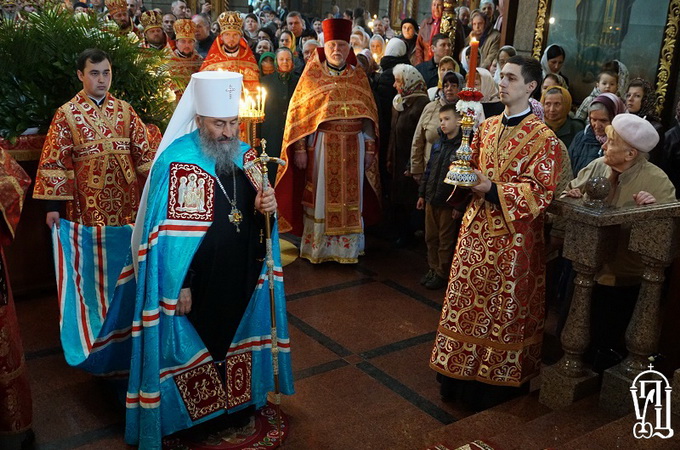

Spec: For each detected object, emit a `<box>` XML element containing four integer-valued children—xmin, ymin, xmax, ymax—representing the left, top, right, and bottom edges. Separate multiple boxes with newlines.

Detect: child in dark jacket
<box><xmin>416</xmin><ymin>103</ymin><xmax>463</xmax><ymax>289</ymax></box>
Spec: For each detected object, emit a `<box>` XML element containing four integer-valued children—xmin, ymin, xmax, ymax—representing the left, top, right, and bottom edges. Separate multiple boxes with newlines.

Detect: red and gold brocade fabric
<box><xmin>0</xmin><ymin>150</ymin><xmax>32</xmax><ymax>434</ymax></box>
<box><xmin>33</xmin><ymin>91</ymin><xmax>157</xmax><ymax>226</ymax></box>
<box><xmin>167</xmin><ymin>51</ymin><xmax>203</xmax><ymax>102</ymax></box>
<box><xmin>199</xmin><ymin>38</ymin><xmax>259</xmax><ymax>91</ymax></box>
<box><xmin>275</xmin><ymin>59</ymin><xmax>380</xmax><ymax>235</ymax></box>
<box><xmin>0</xmin><ymin>150</ymin><xmax>31</xmax><ymax>242</ymax></box>
<box><xmin>430</xmin><ymin>114</ymin><xmax>560</xmax><ymax>387</ymax></box>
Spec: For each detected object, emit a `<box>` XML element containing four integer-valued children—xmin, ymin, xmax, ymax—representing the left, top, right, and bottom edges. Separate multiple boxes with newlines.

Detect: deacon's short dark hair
<box><xmin>77</xmin><ymin>49</ymin><xmax>112</xmax><ymax>73</ymax></box>
<box><xmin>506</xmin><ymin>55</ymin><xmax>542</xmax><ymax>87</ymax></box>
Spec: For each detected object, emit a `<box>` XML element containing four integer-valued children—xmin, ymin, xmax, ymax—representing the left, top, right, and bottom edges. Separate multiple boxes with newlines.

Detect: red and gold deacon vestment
<box><xmin>33</xmin><ymin>91</ymin><xmax>157</xmax><ymax>226</ymax></box>
<box><xmin>199</xmin><ymin>38</ymin><xmax>259</xmax><ymax>91</ymax></box>
<box><xmin>0</xmin><ymin>149</ymin><xmax>32</xmax><ymax>435</ymax></box>
<box><xmin>275</xmin><ymin>57</ymin><xmax>380</xmax><ymax>264</ymax></box>
<box><xmin>430</xmin><ymin>114</ymin><xmax>560</xmax><ymax>386</ymax></box>
<box><xmin>167</xmin><ymin>50</ymin><xmax>203</xmax><ymax>101</ymax></box>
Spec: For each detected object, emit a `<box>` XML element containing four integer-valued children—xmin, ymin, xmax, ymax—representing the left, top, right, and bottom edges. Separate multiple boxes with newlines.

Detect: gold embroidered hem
<box><xmin>429</xmin><ymin>362</ymin><xmax>539</xmax><ymax>388</ymax></box>
<box><xmin>299</xmin><ymin>211</ymin><xmax>364</xmax><ymax>264</ymax></box>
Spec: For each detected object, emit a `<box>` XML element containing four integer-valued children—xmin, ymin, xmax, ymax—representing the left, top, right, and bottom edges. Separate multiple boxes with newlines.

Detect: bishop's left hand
<box><xmin>365</xmin><ymin>152</ymin><xmax>375</xmax><ymax>169</ymax></box>
<box><xmin>256</xmin><ymin>187</ymin><xmax>277</xmax><ymax>214</ymax></box>
<box><xmin>470</xmin><ymin>170</ymin><xmax>492</xmax><ymax>195</ymax></box>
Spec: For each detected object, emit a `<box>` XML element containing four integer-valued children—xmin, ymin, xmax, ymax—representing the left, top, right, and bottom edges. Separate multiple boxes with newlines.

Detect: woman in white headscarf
<box><xmin>369</xmin><ymin>34</ymin><xmax>386</xmax><ymax>64</ymax></box>
<box><xmin>540</xmin><ymin>44</ymin><xmax>569</xmax><ymax>87</ymax></box>
<box><xmin>388</xmin><ymin>64</ymin><xmax>430</xmax><ymax>246</ymax></box>
<box><xmin>473</xmin><ymin>67</ymin><xmax>504</xmax><ymax>119</ymax></box>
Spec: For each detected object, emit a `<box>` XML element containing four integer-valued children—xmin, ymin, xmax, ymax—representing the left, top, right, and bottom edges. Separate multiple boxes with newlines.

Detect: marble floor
<box><xmin>15</xmin><ymin>233</ymin><xmax>471</xmax><ymax>449</ymax></box>
<box><xmin>12</xmin><ymin>233</ymin><xmax>673</xmax><ymax>449</ymax></box>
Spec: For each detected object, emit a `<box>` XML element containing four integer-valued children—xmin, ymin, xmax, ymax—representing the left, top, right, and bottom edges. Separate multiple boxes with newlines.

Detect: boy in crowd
<box><xmin>416</xmin><ymin>103</ymin><xmax>462</xmax><ymax>289</ymax></box>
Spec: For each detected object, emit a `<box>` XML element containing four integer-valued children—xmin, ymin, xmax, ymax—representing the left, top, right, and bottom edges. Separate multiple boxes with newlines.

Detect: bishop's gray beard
<box><xmin>198</xmin><ymin>128</ymin><xmax>240</xmax><ymax>176</ymax></box>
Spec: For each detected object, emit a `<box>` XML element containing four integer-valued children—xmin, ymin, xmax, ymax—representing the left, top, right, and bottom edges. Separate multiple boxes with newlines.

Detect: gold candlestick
<box><xmin>444</xmin><ymin>87</ymin><xmax>483</xmax><ymax>187</ymax></box>
<box><xmin>239</xmin><ymin>86</ymin><xmax>266</xmax><ymax>147</ymax></box>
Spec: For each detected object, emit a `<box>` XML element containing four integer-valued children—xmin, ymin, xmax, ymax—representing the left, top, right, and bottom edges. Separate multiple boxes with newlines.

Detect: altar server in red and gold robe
<box><xmin>431</xmin><ymin>56</ymin><xmax>561</xmax><ymax>410</ymax></box>
<box><xmin>34</xmin><ymin>48</ymin><xmax>157</xmax><ymax>228</ymax></box>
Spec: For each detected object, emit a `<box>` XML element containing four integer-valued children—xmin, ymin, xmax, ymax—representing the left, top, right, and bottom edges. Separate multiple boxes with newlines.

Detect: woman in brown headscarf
<box><xmin>541</xmin><ymin>85</ymin><xmax>584</xmax><ymax>149</ymax></box>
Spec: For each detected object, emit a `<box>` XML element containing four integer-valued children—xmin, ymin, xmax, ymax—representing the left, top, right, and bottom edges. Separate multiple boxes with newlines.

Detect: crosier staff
<box><xmin>243</xmin><ymin>138</ymin><xmax>286</xmax><ymax>438</ymax></box>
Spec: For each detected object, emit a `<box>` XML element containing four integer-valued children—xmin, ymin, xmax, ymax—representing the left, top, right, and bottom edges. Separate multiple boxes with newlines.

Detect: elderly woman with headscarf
<box><xmin>411</xmin><ymin>70</ymin><xmax>464</xmax><ymax>179</ymax></box>
<box><xmin>369</xmin><ymin>34</ymin><xmax>385</xmax><ymax>64</ymax></box>
<box><xmin>625</xmin><ymin>78</ymin><xmax>665</xmax><ymax>169</ymax></box>
<box><xmin>541</xmin><ymin>86</ymin><xmax>584</xmax><ymax>149</ymax></box>
<box><xmin>473</xmin><ymin>67</ymin><xmax>504</xmax><ymax>119</ymax></box>
<box><xmin>465</xmin><ymin>9</ymin><xmax>500</xmax><ymax>69</ymax></box>
<box><xmin>388</xmin><ymin>64</ymin><xmax>431</xmax><ymax>246</ymax></box>
<box><xmin>568</xmin><ymin>92</ymin><xmax>625</xmax><ymax>176</ymax></box>
<box><xmin>540</xmin><ymin>44</ymin><xmax>569</xmax><ymax>88</ymax></box>
<box><xmin>258</xmin><ymin>52</ymin><xmax>276</xmax><ymax>76</ymax></box>
<box><xmin>375</xmin><ymin>38</ymin><xmax>411</xmax><ymax>189</ymax></box>
<box><xmin>260</xmin><ymin>47</ymin><xmax>300</xmax><ymax>186</ymax></box>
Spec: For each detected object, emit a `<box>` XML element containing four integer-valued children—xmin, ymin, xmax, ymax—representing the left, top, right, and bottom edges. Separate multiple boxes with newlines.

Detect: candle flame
<box><xmin>471</xmin><ymin>37</ymin><xmax>478</xmax><ymax>43</ymax></box>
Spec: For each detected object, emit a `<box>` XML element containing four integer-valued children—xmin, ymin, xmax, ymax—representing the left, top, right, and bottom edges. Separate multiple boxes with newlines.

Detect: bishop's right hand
<box><xmin>177</xmin><ymin>288</ymin><xmax>192</xmax><ymax>316</ymax></box>
<box><xmin>294</xmin><ymin>152</ymin><xmax>307</xmax><ymax>170</ymax></box>
<box><xmin>46</xmin><ymin>211</ymin><xmax>60</xmax><ymax>229</ymax></box>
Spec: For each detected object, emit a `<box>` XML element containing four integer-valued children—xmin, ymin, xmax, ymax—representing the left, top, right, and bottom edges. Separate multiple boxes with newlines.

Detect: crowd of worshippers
<box><xmin>9</xmin><ymin>0</ymin><xmax>679</xmax><ymax>343</ymax></box>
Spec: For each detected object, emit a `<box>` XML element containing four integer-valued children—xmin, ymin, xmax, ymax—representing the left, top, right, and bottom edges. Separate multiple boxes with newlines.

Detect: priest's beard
<box><xmin>199</xmin><ymin>128</ymin><xmax>240</xmax><ymax>176</ymax></box>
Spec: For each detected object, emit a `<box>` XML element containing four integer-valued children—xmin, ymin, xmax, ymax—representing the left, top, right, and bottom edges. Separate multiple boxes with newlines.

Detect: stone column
<box><xmin>539</xmin><ymin>220</ymin><xmax>611</xmax><ymax>409</ymax></box>
<box><xmin>600</xmin><ymin>218</ymin><xmax>680</xmax><ymax>415</ymax></box>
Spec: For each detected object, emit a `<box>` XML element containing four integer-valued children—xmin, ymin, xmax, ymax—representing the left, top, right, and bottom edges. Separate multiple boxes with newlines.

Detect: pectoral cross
<box><xmin>340</xmin><ymin>104</ymin><xmax>350</xmax><ymax>117</ymax></box>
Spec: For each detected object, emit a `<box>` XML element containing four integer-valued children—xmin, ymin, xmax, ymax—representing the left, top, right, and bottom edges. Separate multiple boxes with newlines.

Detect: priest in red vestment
<box><xmin>199</xmin><ymin>11</ymin><xmax>259</xmax><ymax>92</ymax></box>
<box><xmin>34</xmin><ymin>48</ymin><xmax>158</xmax><ymax>227</ymax></box>
<box><xmin>275</xmin><ymin>18</ymin><xmax>380</xmax><ymax>264</ymax></box>
<box><xmin>431</xmin><ymin>56</ymin><xmax>561</xmax><ymax>410</ymax></box>
<box><xmin>0</xmin><ymin>148</ymin><xmax>32</xmax><ymax>446</ymax></box>
<box><xmin>167</xmin><ymin>18</ymin><xmax>203</xmax><ymax>102</ymax></box>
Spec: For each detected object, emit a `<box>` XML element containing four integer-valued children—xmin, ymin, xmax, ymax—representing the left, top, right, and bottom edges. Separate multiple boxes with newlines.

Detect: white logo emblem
<box><xmin>630</xmin><ymin>364</ymin><xmax>674</xmax><ymax>439</ymax></box>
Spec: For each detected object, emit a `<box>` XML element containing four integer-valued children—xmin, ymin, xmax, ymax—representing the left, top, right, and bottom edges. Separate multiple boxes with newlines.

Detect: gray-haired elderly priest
<box><xmin>126</xmin><ymin>71</ymin><xmax>294</xmax><ymax>448</ymax></box>
<box><xmin>562</xmin><ymin>113</ymin><xmax>676</xmax><ymax>371</ymax></box>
